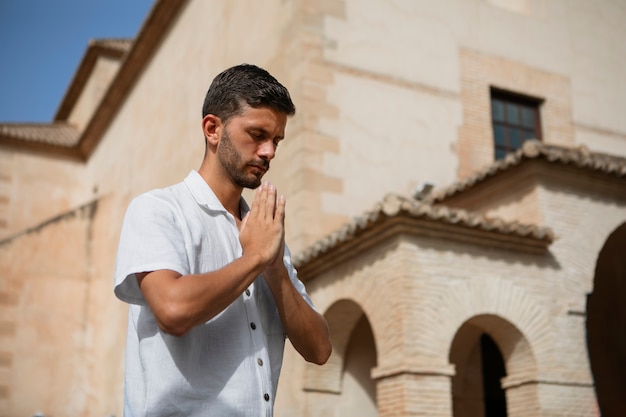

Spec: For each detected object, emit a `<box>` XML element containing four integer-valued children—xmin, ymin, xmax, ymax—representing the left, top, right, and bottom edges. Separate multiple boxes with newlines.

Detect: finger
<box><xmin>250</xmin><ymin>187</ymin><xmax>262</xmax><ymax>218</ymax></box>
<box><xmin>275</xmin><ymin>194</ymin><xmax>286</xmax><ymax>225</ymax></box>
<box><xmin>240</xmin><ymin>212</ymin><xmax>250</xmax><ymax>231</ymax></box>
<box><xmin>266</xmin><ymin>184</ymin><xmax>277</xmax><ymax>219</ymax></box>
<box><xmin>254</xmin><ymin>185</ymin><xmax>269</xmax><ymax>219</ymax></box>
<box><xmin>257</xmin><ymin>182</ymin><xmax>269</xmax><ymax>219</ymax></box>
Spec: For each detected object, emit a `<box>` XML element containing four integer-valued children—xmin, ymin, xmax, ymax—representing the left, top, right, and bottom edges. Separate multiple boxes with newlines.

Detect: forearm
<box><xmin>138</xmin><ymin>253</ymin><xmax>265</xmax><ymax>336</ymax></box>
<box><xmin>139</xmin><ymin>183</ymin><xmax>288</xmax><ymax>336</ymax></box>
<box><xmin>264</xmin><ymin>266</ymin><xmax>332</xmax><ymax>364</ymax></box>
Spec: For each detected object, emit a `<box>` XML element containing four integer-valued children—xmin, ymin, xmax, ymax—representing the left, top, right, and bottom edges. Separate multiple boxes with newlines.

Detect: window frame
<box><xmin>490</xmin><ymin>87</ymin><xmax>543</xmax><ymax>160</ymax></box>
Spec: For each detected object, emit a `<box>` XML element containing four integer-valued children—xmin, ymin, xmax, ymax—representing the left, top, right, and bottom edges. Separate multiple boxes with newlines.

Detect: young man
<box><xmin>114</xmin><ymin>64</ymin><xmax>332</xmax><ymax>417</ymax></box>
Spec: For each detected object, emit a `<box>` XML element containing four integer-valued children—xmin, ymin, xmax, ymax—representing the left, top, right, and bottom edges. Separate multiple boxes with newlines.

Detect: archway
<box><xmin>481</xmin><ymin>334</ymin><xmax>507</xmax><ymax>417</ymax></box>
<box><xmin>449</xmin><ymin>314</ymin><xmax>535</xmax><ymax>417</ymax></box>
<box><xmin>304</xmin><ymin>299</ymin><xmax>378</xmax><ymax>416</ymax></box>
<box><xmin>587</xmin><ymin>222</ymin><xmax>626</xmax><ymax>416</ymax></box>
<box><xmin>337</xmin><ymin>314</ymin><xmax>377</xmax><ymax>416</ymax></box>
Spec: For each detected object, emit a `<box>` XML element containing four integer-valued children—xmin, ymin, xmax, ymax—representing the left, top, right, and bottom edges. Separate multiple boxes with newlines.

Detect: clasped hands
<box><xmin>239</xmin><ymin>182</ymin><xmax>286</xmax><ymax>274</ymax></box>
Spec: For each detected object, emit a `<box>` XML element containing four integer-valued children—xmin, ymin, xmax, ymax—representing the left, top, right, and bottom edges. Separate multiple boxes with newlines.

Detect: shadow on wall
<box><xmin>587</xmin><ymin>222</ymin><xmax>626</xmax><ymax>417</ymax></box>
<box><xmin>303</xmin><ymin>299</ymin><xmax>378</xmax><ymax>416</ymax></box>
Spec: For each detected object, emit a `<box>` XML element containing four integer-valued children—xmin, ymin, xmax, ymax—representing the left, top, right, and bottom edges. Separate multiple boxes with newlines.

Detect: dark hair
<box><xmin>202</xmin><ymin>64</ymin><xmax>296</xmax><ymax>122</ymax></box>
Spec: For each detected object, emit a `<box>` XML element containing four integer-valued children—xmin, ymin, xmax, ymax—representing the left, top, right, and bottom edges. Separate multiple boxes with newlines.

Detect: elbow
<box><xmin>154</xmin><ymin>302</ymin><xmax>194</xmax><ymax>337</ymax></box>
<box><xmin>309</xmin><ymin>318</ymin><xmax>332</xmax><ymax>365</ymax></box>
<box><xmin>309</xmin><ymin>340</ymin><xmax>333</xmax><ymax>365</ymax></box>
<box><xmin>320</xmin><ymin>340</ymin><xmax>333</xmax><ymax>365</ymax></box>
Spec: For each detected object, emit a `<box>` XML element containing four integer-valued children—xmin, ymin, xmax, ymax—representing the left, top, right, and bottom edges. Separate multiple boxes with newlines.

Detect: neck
<box><xmin>198</xmin><ymin>164</ymin><xmax>243</xmax><ymax>220</ymax></box>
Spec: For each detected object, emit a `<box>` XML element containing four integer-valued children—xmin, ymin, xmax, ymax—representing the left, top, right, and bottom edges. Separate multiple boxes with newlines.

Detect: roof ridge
<box><xmin>430</xmin><ymin>140</ymin><xmax>626</xmax><ymax>203</ymax></box>
<box><xmin>293</xmin><ymin>192</ymin><xmax>553</xmax><ymax>267</ymax></box>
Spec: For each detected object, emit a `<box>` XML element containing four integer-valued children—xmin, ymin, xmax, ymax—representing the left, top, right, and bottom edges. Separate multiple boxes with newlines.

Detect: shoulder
<box><xmin>121</xmin><ymin>185</ymin><xmax>194</xmax><ymax>235</ymax></box>
<box><xmin>129</xmin><ymin>182</ymin><xmax>188</xmax><ymax>213</ymax></box>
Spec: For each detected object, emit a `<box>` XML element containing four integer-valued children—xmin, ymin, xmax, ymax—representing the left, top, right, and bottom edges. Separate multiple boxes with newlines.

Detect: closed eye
<box><xmin>250</xmin><ymin>131</ymin><xmax>264</xmax><ymax>140</ymax></box>
<box><xmin>248</xmin><ymin>128</ymin><xmax>283</xmax><ymax>149</ymax></box>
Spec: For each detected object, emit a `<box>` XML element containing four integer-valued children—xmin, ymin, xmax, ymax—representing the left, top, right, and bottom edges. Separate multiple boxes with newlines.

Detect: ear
<box><xmin>202</xmin><ymin>114</ymin><xmax>222</xmax><ymax>147</ymax></box>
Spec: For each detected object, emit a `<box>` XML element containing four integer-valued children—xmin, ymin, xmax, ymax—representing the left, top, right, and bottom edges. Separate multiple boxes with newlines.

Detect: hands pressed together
<box><xmin>239</xmin><ymin>183</ymin><xmax>332</xmax><ymax>364</ymax></box>
<box><xmin>239</xmin><ymin>182</ymin><xmax>286</xmax><ymax>274</ymax></box>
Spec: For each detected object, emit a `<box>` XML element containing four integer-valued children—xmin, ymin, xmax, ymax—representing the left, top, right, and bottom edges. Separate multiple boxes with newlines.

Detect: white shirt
<box><xmin>114</xmin><ymin>170</ymin><xmax>316</xmax><ymax>417</ymax></box>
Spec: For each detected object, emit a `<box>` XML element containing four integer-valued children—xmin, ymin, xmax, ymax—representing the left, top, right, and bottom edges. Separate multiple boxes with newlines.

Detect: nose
<box><xmin>258</xmin><ymin>140</ymin><xmax>276</xmax><ymax>161</ymax></box>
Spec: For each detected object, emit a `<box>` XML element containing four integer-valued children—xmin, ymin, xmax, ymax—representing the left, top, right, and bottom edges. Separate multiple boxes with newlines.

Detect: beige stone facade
<box><xmin>1</xmin><ymin>0</ymin><xmax>625</xmax><ymax>416</ymax></box>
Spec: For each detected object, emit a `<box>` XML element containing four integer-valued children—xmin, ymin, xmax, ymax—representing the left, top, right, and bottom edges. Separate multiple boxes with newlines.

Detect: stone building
<box><xmin>1</xmin><ymin>0</ymin><xmax>625</xmax><ymax>416</ymax></box>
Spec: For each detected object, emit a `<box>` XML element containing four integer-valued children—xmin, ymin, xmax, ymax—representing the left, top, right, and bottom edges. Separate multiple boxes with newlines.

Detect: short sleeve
<box><xmin>114</xmin><ymin>192</ymin><xmax>189</xmax><ymax>305</ymax></box>
<box><xmin>283</xmin><ymin>245</ymin><xmax>318</xmax><ymax>313</ymax></box>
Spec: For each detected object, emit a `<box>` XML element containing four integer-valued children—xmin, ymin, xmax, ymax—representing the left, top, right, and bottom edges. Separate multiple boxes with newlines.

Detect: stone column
<box><xmin>372</xmin><ymin>364</ymin><xmax>455</xmax><ymax>417</ymax></box>
<box><xmin>502</xmin><ymin>373</ymin><xmax>597</xmax><ymax>417</ymax></box>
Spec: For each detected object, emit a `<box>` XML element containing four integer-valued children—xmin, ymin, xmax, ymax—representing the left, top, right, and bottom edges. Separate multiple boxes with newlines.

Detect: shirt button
<box><xmin>257</xmin><ymin>358</ymin><xmax>264</xmax><ymax>366</ymax></box>
<box><xmin>250</xmin><ymin>322</ymin><xmax>256</xmax><ymax>330</ymax></box>
<box><xmin>245</xmin><ymin>289</ymin><xmax>251</xmax><ymax>296</ymax></box>
<box><xmin>264</xmin><ymin>393</ymin><xmax>270</xmax><ymax>402</ymax></box>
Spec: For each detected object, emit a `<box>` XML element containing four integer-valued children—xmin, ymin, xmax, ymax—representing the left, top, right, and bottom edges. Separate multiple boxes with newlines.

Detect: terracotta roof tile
<box><xmin>430</xmin><ymin>140</ymin><xmax>626</xmax><ymax>203</ymax></box>
<box><xmin>0</xmin><ymin>123</ymin><xmax>79</xmax><ymax>147</ymax></box>
<box><xmin>88</xmin><ymin>38</ymin><xmax>133</xmax><ymax>53</ymax></box>
<box><xmin>293</xmin><ymin>193</ymin><xmax>553</xmax><ymax>267</ymax></box>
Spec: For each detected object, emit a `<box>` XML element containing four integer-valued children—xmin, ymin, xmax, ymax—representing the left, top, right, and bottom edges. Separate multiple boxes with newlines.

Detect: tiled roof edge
<box><xmin>293</xmin><ymin>193</ymin><xmax>554</xmax><ymax>269</ymax></box>
<box><xmin>0</xmin><ymin>122</ymin><xmax>82</xmax><ymax>158</ymax></box>
<box><xmin>430</xmin><ymin>140</ymin><xmax>626</xmax><ymax>203</ymax></box>
<box><xmin>88</xmin><ymin>38</ymin><xmax>134</xmax><ymax>53</ymax></box>
<box><xmin>0</xmin><ymin>122</ymin><xmax>79</xmax><ymax>147</ymax></box>
<box><xmin>54</xmin><ymin>38</ymin><xmax>134</xmax><ymax>122</ymax></box>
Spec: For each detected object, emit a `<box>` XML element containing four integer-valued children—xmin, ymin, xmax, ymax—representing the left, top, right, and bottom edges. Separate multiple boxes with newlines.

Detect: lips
<box><xmin>249</xmin><ymin>161</ymin><xmax>269</xmax><ymax>174</ymax></box>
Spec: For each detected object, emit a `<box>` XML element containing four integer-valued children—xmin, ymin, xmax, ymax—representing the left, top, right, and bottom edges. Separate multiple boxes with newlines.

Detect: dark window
<box><xmin>491</xmin><ymin>88</ymin><xmax>542</xmax><ymax>160</ymax></box>
<box><xmin>481</xmin><ymin>334</ymin><xmax>508</xmax><ymax>417</ymax></box>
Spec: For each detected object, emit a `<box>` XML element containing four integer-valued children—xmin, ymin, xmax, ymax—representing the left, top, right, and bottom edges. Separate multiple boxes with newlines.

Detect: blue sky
<box><xmin>0</xmin><ymin>0</ymin><xmax>155</xmax><ymax>122</ymax></box>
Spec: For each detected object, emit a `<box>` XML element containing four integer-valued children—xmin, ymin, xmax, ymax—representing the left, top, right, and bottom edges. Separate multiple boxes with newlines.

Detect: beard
<box><xmin>217</xmin><ymin>128</ymin><xmax>269</xmax><ymax>189</ymax></box>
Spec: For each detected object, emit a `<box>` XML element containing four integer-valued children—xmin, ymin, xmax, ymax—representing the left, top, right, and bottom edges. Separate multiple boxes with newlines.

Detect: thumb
<box><xmin>240</xmin><ymin>212</ymin><xmax>250</xmax><ymax>232</ymax></box>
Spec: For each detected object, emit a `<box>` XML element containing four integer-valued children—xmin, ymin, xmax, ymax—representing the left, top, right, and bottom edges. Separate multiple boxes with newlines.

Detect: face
<box><xmin>216</xmin><ymin>106</ymin><xmax>287</xmax><ymax>189</ymax></box>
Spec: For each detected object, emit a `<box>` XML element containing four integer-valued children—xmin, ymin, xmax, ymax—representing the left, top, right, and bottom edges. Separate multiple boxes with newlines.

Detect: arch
<box><xmin>336</xmin><ymin>314</ymin><xmax>378</xmax><ymax>416</ymax></box>
<box><xmin>425</xmin><ymin>276</ymin><xmax>551</xmax><ymax>379</ymax></box>
<box><xmin>304</xmin><ymin>298</ymin><xmax>378</xmax><ymax>394</ymax></box>
<box><xmin>450</xmin><ymin>314</ymin><xmax>533</xmax><ymax>417</ymax></box>
<box><xmin>417</xmin><ymin>276</ymin><xmax>549</xmax><ymax>417</ymax></box>
<box><xmin>587</xmin><ymin>222</ymin><xmax>626</xmax><ymax>416</ymax></box>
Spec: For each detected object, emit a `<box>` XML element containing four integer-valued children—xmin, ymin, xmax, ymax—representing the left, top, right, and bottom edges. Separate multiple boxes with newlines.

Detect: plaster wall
<box><xmin>321</xmin><ymin>73</ymin><xmax>461</xmax><ymax>219</ymax></box>
<box><xmin>0</xmin><ymin>202</ymin><xmax>95</xmax><ymax>417</ymax></box>
<box><xmin>0</xmin><ymin>150</ymin><xmax>89</xmax><ymax>241</ymax></box>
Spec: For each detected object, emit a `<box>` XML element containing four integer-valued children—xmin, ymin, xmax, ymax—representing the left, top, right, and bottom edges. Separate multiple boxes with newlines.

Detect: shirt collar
<box><xmin>183</xmin><ymin>170</ymin><xmax>250</xmax><ymax>216</ymax></box>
